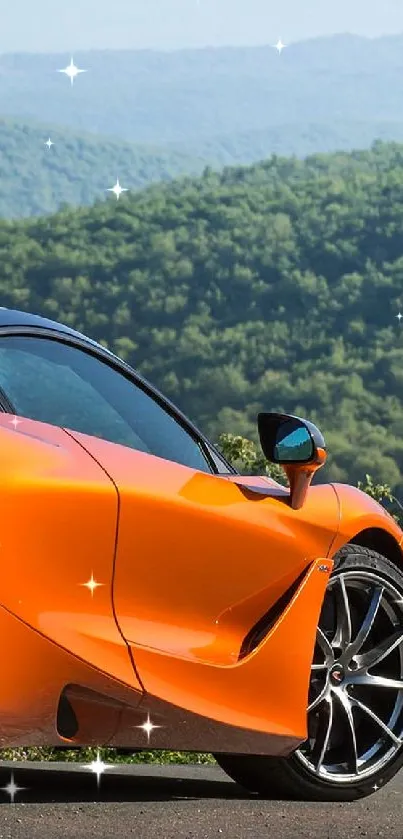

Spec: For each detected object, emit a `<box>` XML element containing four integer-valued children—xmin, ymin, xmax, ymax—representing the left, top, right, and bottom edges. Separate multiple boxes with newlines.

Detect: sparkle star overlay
<box><xmin>107</xmin><ymin>179</ymin><xmax>129</xmax><ymax>200</ymax></box>
<box><xmin>57</xmin><ymin>57</ymin><xmax>87</xmax><ymax>86</ymax></box>
<box><xmin>81</xmin><ymin>573</ymin><xmax>103</xmax><ymax>596</ymax></box>
<box><xmin>45</xmin><ymin>138</ymin><xmax>54</xmax><ymax>149</ymax></box>
<box><xmin>9</xmin><ymin>416</ymin><xmax>22</xmax><ymax>429</ymax></box>
<box><xmin>273</xmin><ymin>39</ymin><xmax>287</xmax><ymax>54</ymax></box>
<box><xmin>1</xmin><ymin>773</ymin><xmax>27</xmax><ymax>803</ymax></box>
<box><xmin>85</xmin><ymin>750</ymin><xmax>115</xmax><ymax>789</ymax></box>
<box><xmin>137</xmin><ymin>713</ymin><xmax>162</xmax><ymax>744</ymax></box>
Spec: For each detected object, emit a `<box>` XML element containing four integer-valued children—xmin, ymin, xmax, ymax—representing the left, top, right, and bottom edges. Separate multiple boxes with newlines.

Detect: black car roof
<box><xmin>0</xmin><ymin>308</ymin><xmax>91</xmax><ymax>340</ymax></box>
<box><xmin>0</xmin><ymin>308</ymin><xmax>113</xmax><ymax>354</ymax></box>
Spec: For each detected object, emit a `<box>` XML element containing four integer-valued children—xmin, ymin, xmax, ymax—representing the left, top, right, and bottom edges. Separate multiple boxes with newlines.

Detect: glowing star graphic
<box><xmin>81</xmin><ymin>573</ymin><xmax>103</xmax><ymax>596</ymax></box>
<box><xmin>85</xmin><ymin>750</ymin><xmax>114</xmax><ymax>788</ymax></box>
<box><xmin>396</xmin><ymin>312</ymin><xmax>403</xmax><ymax>322</ymax></box>
<box><xmin>137</xmin><ymin>713</ymin><xmax>162</xmax><ymax>744</ymax></box>
<box><xmin>1</xmin><ymin>773</ymin><xmax>27</xmax><ymax>803</ymax></box>
<box><xmin>45</xmin><ymin>138</ymin><xmax>54</xmax><ymax>149</ymax></box>
<box><xmin>107</xmin><ymin>178</ymin><xmax>129</xmax><ymax>200</ymax></box>
<box><xmin>57</xmin><ymin>57</ymin><xmax>87</xmax><ymax>86</ymax></box>
<box><xmin>273</xmin><ymin>38</ymin><xmax>287</xmax><ymax>54</ymax></box>
<box><xmin>9</xmin><ymin>416</ymin><xmax>22</xmax><ymax>429</ymax></box>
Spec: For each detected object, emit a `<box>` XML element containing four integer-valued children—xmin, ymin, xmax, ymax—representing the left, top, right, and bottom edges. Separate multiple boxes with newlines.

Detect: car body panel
<box><xmin>59</xmin><ymin>429</ymin><xmax>338</xmax><ymax>740</ymax></box>
<box><xmin>112</xmin><ymin>556</ymin><xmax>333</xmax><ymax>746</ymax></box>
<box><xmin>0</xmin><ymin>604</ymin><xmax>143</xmax><ymax>748</ymax></box>
<box><xmin>329</xmin><ymin>483</ymin><xmax>403</xmax><ymax>553</ymax></box>
<box><xmin>66</xmin><ymin>429</ymin><xmax>340</xmax><ymax>659</ymax></box>
<box><xmin>0</xmin><ymin>414</ymin><xmax>141</xmax><ymax>693</ymax></box>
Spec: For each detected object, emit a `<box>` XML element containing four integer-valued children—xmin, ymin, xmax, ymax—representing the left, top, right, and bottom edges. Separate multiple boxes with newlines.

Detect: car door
<box><xmin>93</xmin><ymin>443</ymin><xmax>339</xmax><ymax>663</ymax></box>
<box><xmin>69</xmin><ymin>429</ymin><xmax>339</xmax><ymax>738</ymax></box>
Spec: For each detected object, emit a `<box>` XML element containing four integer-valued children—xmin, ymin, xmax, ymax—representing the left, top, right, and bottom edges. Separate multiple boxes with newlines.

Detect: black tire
<box><xmin>214</xmin><ymin>545</ymin><xmax>403</xmax><ymax>801</ymax></box>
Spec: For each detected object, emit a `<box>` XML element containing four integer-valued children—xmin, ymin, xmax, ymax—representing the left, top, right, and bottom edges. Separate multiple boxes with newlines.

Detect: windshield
<box><xmin>0</xmin><ymin>334</ymin><xmax>219</xmax><ymax>473</ymax></box>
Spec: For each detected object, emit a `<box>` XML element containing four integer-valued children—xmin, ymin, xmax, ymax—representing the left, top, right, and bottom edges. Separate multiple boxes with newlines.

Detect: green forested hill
<box><xmin>1</xmin><ymin>140</ymin><xmax>403</xmax><ymax>491</ymax></box>
<box><xmin>0</xmin><ymin>118</ymin><xmax>204</xmax><ymax>218</ymax></box>
<box><xmin>7</xmin><ymin>117</ymin><xmax>403</xmax><ymax>220</ymax></box>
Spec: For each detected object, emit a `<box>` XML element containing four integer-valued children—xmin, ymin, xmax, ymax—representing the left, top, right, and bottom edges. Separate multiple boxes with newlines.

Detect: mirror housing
<box><xmin>257</xmin><ymin>412</ymin><xmax>327</xmax><ymax>510</ymax></box>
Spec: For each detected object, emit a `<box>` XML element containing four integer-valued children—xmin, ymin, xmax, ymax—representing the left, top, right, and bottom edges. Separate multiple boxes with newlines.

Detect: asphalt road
<box><xmin>0</xmin><ymin>761</ymin><xmax>400</xmax><ymax>838</ymax></box>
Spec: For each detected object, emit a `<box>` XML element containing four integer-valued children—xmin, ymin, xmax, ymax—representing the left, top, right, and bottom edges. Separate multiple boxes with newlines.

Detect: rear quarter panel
<box><xmin>0</xmin><ymin>416</ymin><xmax>141</xmax><ymax>690</ymax></box>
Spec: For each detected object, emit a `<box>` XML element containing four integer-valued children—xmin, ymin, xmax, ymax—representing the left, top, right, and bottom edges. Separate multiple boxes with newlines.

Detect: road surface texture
<box><xmin>0</xmin><ymin>760</ymin><xmax>400</xmax><ymax>838</ymax></box>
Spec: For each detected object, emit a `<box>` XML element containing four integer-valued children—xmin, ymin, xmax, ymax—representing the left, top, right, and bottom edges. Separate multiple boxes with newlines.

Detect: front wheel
<box><xmin>214</xmin><ymin>545</ymin><xmax>403</xmax><ymax>801</ymax></box>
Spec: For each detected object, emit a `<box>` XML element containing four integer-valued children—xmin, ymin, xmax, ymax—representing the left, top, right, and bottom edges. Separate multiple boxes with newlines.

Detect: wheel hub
<box><xmin>329</xmin><ymin>664</ymin><xmax>345</xmax><ymax>685</ymax></box>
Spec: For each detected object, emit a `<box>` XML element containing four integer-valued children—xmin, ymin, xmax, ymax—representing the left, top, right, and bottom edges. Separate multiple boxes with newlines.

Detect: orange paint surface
<box><xmin>0</xmin><ymin>416</ymin><xmax>140</xmax><ymax>692</ymax></box>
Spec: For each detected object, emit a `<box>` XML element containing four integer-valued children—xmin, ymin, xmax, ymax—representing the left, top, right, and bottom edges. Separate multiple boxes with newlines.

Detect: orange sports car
<box><xmin>0</xmin><ymin>308</ymin><xmax>403</xmax><ymax>802</ymax></box>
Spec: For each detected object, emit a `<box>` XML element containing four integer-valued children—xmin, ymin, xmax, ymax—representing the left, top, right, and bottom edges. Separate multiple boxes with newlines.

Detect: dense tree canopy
<box><xmin>2</xmin><ymin>140</ymin><xmax>403</xmax><ymax>492</ymax></box>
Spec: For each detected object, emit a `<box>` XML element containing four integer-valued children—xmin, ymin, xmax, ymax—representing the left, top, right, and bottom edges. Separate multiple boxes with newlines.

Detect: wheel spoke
<box><xmin>351</xmin><ymin>696</ymin><xmax>402</xmax><ymax>746</ymax></box>
<box><xmin>334</xmin><ymin>690</ymin><xmax>359</xmax><ymax>774</ymax></box>
<box><xmin>311</xmin><ymin>697</ymin><xmax>333</xmax><ymax>773</ymax></box>
<box><xmin>308</xmin><ymin>682</ymin><xmax>329</xmax><ymax>711</ymax></box>
<box><xmin>332</xmin><ymin>575</ymin><xmax>352</xmax><ymax>649</ymax></box>
<box><xmin>343</xmin><ymin>585</ymin><xmax>384</xmax><ymax>663</ymax></box>
<box><xmin>354</xmin><ymin>673</ymin><xmax>403</xmax><ymax>691</ymax></box>
<box><xmin>356</xmin><ymin>630</ymin><xmax>403</xmax><ymax>670</ymax></box>
<box><xmin>316</xmin><ymin>627</ymin><xmax>335</xmax><ymax>663</ymax></box>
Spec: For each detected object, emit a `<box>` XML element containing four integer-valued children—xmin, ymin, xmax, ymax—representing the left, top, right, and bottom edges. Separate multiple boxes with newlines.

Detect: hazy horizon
<box><xmin>2</xmin><ymin>0</ymin><xmax>403</xmax><ymax>53</ymax></box>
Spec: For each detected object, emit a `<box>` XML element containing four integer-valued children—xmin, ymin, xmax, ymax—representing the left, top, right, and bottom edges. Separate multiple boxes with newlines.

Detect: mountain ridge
<box><xmin>2</xmin><ymin>34</ymin><xmax>403</xmax><ymax>148</ymax></box>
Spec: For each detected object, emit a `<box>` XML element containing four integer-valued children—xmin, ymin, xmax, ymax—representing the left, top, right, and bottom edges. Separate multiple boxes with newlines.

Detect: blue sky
<box><xmin>3</xmin><ymin>0</ymin><xmax>403</xmax><ymax>53</ymax></box>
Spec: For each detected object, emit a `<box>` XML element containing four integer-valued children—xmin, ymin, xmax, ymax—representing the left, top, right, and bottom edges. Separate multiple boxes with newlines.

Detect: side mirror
<box><xmin>257</xmin><ymin>412</ymin><xmax>327</xmax><ymax>510</ymax></box>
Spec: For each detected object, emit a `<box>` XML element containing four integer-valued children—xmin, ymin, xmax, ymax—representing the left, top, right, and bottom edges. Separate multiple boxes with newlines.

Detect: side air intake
<box><xmin>238</xmin><ymin>567</ymin><xmax>311</xmax><ymax>660</ymax></box>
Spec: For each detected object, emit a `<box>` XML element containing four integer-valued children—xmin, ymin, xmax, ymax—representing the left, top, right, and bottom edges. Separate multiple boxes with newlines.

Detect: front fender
<box><xmin>329</xmin><ymin>483</ymin><xmax>403</xmax><ymax>557</ymax></box>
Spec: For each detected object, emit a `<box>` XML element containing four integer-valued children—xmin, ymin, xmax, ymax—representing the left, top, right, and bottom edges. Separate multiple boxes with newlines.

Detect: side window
<box><xmin>0</xmin><ymin>335</ymin><xmax>213</xmax><ymax>474</ymax></box>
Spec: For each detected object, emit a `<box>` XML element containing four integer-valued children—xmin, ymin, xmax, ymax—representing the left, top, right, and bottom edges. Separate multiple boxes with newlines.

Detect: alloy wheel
<box><xmin>295</xmin><ymin>569</ymin><xmax>403</xmax><ymax>783</ymax></box>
